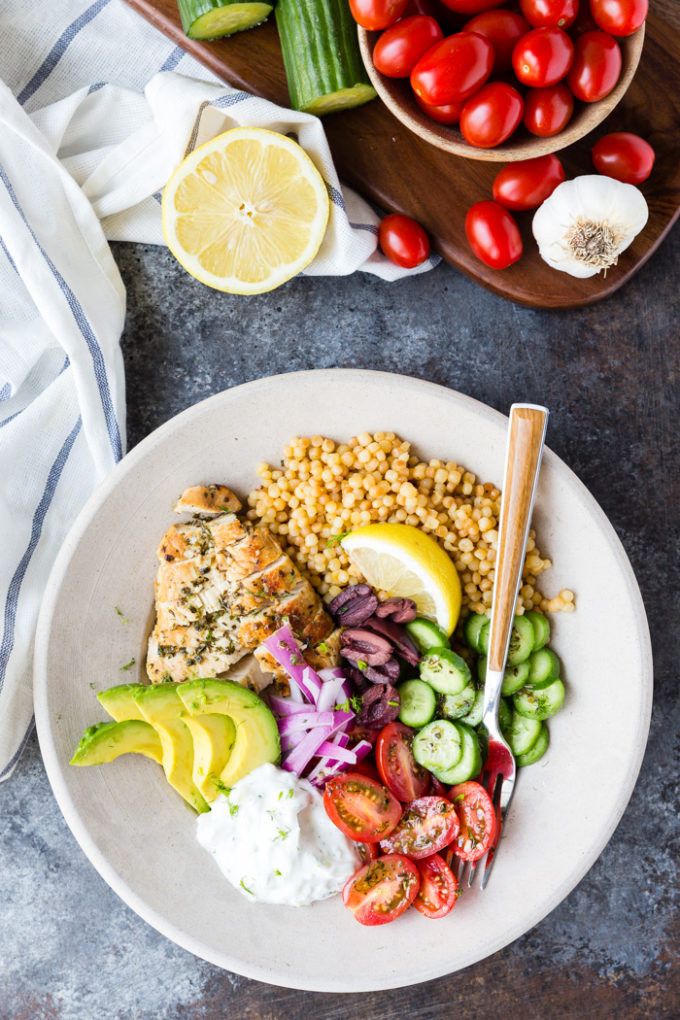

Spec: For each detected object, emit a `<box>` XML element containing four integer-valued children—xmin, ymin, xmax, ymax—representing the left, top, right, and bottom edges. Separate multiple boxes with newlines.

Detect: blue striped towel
<box><xmin>0</xmin><ymin>0</ymin><xmax>438</xmax><ymax>780</ymax></box>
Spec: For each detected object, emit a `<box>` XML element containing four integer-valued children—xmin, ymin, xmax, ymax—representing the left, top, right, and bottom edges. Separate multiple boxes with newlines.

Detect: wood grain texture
<box><xmin>123</xmin><ymin>0</ymin><xmax>680</xmax><ymax>308</ymax></box>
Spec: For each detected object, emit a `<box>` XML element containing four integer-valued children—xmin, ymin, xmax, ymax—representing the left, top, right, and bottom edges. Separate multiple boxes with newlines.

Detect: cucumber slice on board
<box><xmin>397</xmin><ymin>678</ymin><xmax>436</xmax><ymax>728</ymax></box>
<box><xmin>514</xmin><ymin>677</ymin><xmax>565</xmax><ymax>720</ymax></box>
<box><xmin>177</xmin><ymin>0</ymin><xmax>273</xmax><ymax>40</ymax></box>
<box><xmin>276</xmin><ymin>0</ymin><xmax>377</xmax><ymax>115</ymax></box>
<box><xmin>516</xmin><ymin>722</ymin><xmax>550</xmax><ymax>766</ymax></box>
<box><xmin>405</xmin><ymin>617</ymin><xmax>450</xmax><ymax>653</ymax></box>
<box><xmin>420</xmin><ymin>647</ymin><xmax>472</xmax><ymax>696</ymax></box>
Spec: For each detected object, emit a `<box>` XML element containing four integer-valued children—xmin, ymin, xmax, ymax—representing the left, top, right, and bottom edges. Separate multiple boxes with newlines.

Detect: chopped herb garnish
<box><xmin>274</xmin><ymin>828</ymin><xmax>290</xmax><ymax>841</ymax></box>
<box><xmin>326</xmin><ymin>531</ymin><xmax>351</xmax><ymax>548</ymax></box>
<box><xmin>240</xmin><ymin>879</ymin><xmax>254</xmax><ymax>895</ymax></box>
<box><xmin>120</xmin><ymin>658</ymin><xmax>135</xmax><ymax>671</ymax></box>
<box><xmin>114</xmin><ymin>606</ymin><xmax>130</xmax><ymax>622</ymax></box>
<box><xmin>356</xmin><ymin>659</ymin><xmax>368</xmax><ymax>671</ymax></box>
<box><xmin>317</xmin><ymin>641</ymin><xmax>329</xmax><ymax>655</ymax></box>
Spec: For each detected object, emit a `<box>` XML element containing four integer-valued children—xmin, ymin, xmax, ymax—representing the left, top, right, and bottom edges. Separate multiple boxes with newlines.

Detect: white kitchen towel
<box><xmin>0</xmin><ymin>0</ymin><xmax>438</xmax><ymax>780</ymax></box>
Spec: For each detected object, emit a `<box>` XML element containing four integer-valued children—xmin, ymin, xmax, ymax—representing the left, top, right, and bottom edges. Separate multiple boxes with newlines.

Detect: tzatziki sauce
<box><xmin>196</xmin><ymin>762</ymin><xmax>361</xmax><ymax>906</ymax></box>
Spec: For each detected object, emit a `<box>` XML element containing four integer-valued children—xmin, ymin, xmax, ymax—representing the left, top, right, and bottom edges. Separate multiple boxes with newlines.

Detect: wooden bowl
<box><xmin>357</xmin><ymin>25</ymin><xmax>645</xmax><ymax>162</ymax></box>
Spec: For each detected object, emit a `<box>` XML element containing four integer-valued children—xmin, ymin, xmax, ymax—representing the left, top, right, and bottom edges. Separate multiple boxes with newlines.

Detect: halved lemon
<box><xmin>162</xmin><ymin>127</ymin><xmax>330</xmax><ymax>295</ymax></box>
<box><xmin>341</xmin><ymin>524</ymin><xmax>462</xmax><ymax>636</ymax></box>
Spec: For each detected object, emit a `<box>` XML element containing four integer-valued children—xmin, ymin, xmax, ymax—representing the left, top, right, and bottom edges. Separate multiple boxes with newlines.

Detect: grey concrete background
<box><xmin>1</xmin><ymin>223</ymin><xmax>679</xmax><ymax>1018</ymax></box>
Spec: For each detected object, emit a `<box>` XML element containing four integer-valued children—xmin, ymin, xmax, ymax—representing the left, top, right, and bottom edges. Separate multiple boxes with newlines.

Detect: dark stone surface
<box><xmin>1</xmin><ymin>228</ymin><xmax>679</xmax><ymax>1019</ymax></box>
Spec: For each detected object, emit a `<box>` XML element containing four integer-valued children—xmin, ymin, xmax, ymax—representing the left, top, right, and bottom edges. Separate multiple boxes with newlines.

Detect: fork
<box><xmin>460</xmin><ymin>403</ymin><xmax>549</xmax><ymax>890</ymax></box>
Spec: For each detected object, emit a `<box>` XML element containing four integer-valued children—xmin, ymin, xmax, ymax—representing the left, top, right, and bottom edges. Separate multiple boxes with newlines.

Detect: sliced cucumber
<box><xmin>405</xmin><ymin>617</ymin><xmax>450</xmax><ymax>653</ymax></box>
<box><xmin>506</xmin><ymin>710</ymin><xmax>543</xmax><ymax>756</ymax></box>
<box><xmin>477</xmin><ymin>655</ymin><xmax>530</xmax><ymax>697</ymax></box>
<box><xmin>525</xmin><ymin>609</ymin><xmax>550</xmax><ymax>650</ymax></box>
<box><xmin>177</xmin><ymin>0</ymin><xmax>273</xmax><ymax>40</ymax></box>
<box><xmin>420</xmin><ymin>647</ymin><xmax>472</xmax><ymax>696</ymax></box>
<box><xmin>516</xmin><ymin>722</ymin><xmax>550</xmax><ymax>766</ymax></box>
<box><xmin>276</xmin><ymin>0</ymin><xmax>376</xmax><ymax>115</ymax></box>
<box><xmin>498</xmin><ymin>696</ymin><xmax>513</xmax><ymax>734</ymax></box>
<box><xmin>462</xmin><ymin>612</ymin><xmax>488</xmax><ymax>652</ymax></box>
<box><xmin>438</xmin><ymin>681</ymin><xmax>478</xmax><ymax>721</ymax></box>
<box><xmin>526</xmin><ymin>647</ymin><xmax>561</xmax><ymax>688</ymax></box>
<box><xmin>412</xmin><ymin>719</ymin><xmax>462</xmax><ymax>776</ymax></box>
<box><xmin>506</xmin><ymin>614</ymin><xmax>535</xmax><ymax>665</ymax></box>
<box><xmin>397</xmin><ymin>678</ymin><xmax>436</xmax><ymax>728</ymax></box>
<box><xmin>458</xmin><ymin>687</ymin><xmax>483</xmax><ymax>728</ymax></box>
<box><xmin>514</xmin><ymin>677</ymin><xmax>565</xmax><ymax>721</ymax></box>
<box><xmin>429</xmin><ymin>722</ymin><xmax>481</xmax><ymax>785</ymax></box>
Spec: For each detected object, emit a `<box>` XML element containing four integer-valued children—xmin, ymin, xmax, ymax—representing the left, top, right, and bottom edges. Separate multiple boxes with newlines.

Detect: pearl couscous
<box><xmin>246</xmin><ymin>432</ymin><xmax>574</xmax><ymax>618</ymax></box>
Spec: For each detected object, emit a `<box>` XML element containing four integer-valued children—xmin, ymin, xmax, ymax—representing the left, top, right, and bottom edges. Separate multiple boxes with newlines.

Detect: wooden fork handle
<box><xmin>487</xmin><ymin>405</ymin><xmax>549</xmax><ymax>674</ymax></box>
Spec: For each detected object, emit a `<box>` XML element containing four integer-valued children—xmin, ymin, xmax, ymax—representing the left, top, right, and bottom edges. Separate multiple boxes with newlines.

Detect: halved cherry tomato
<box><xmin>567</xmin><ymin>30</ymin><xmax>621</xmax><ymax>101</ymax></box>
<box><xmin>349</xmin><ymin>0</ymin><xmax>409</xmax><ymax>30</ymax></box>
<box><xmin>448</xmin><ymin>780</ymin><xmax>496</xmax><ymax>861</ymax></box>
<box><xmin>465</xmin><ymin>201</ymin><xmax>523</xmax><ymax>269</ymax></box>
<box><xmin>414</xmin><ymin>92</ymin><xmax>465</xmax><ymax>124</ymax></box>
<box><xmin>323</xmin><ymin>771</ymin><xmax>402</xmax><ymax>842</ymax></box>
<box><xmin>589</xmin><ymin>0</ymin><xmax>647</xmax><ymax>36</ymax></box>
<box><xmin>357</xmin><ymin>841</ymin><xmax>381</xmax><ymax>864</ymax></box>
<box><xmin>460</xmin><ymin>82</ymin><xmax>524</xmax><ymax>148</ymax></box>
<box><xmin>376</xmin><ymin>721</ymin><xmax>431</xmax><ymax>802</ymax></box>
<box><xmin>523</xmin><ymin>82</ymin><xmax>574</xmax><ymax>136</ymax></box>
<box><xmin>410</xmin><ymin>32</ymin><xmax>495</xmax><ymax>105</ymax></box>
<box><xmin>463</xmin><ymin>9</ymin><xmax>531</xmax><ymax>74</ymax></box>
<box><xmin>591</xmin><ymin>131</ymin><xmax>655</xmax><ymax>184</ymax></box>
<box><xmin>378</xmin><ymin>213</ymin><xmax>430</xmax><ymax>268</ymax></box>
<box><xmin>519</xmin><ymin>0</ymin><xmax>579</xmax><ymax>29</ymax></box>
<box><xmin>342</xmin><ymin>854</ymin><xmax>421</xmax><ymax>925</ymax></box>
<box><xmin>492</xmin><ymin>153</ymin><xmax>566</xmax><ymax>210</ymax></box>
<box><xmin>373</xmin><ymin>16</ymin><xmax>444</xmax><ymax>78</ymax></box>
<box><xmin>413</xmin><ymin>852</ymin><xmax>459</xmax><ymax>918</ymax></box>
<box><xmin>379</xmin><ymin>795</ymin><xmax>460</xmax><ymax>859</ymax></box>
<box><xmin>512</xmin><ymin>26</ymin><xmax>574</xmax><ymax>87</ymax></box>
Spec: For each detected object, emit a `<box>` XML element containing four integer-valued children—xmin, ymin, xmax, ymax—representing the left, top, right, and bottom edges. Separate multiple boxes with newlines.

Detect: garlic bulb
<box><xmin>532</xmin><ymin>175</ymin><xmax>649</xmax><ymax>278</ymax></box>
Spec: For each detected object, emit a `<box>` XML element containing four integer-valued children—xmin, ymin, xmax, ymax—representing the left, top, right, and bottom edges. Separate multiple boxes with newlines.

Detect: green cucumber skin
<box><xmin>275</xmin><ymin>0</ymin><xmax>374</xmax><ymax>112</ymax></box>
<box><xmin>177</xmin><ymin>0</ymin><xmax>272</xmax><ymax>40</ymax></box>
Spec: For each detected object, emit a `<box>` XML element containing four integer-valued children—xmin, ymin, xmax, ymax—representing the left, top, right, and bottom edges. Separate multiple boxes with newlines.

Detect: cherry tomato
<box><xmin>589</xmin><ymin>0</ymin><xmax>647</xmax><ymax>36</ymax></box>
<box><xmin>357</xmin><ymin>841</ymin><xmax>381</xmax><ymax>863</ymax></box>
<box><xmin>519</xmin><ymin>0</ymin><xmax>579</xmax><ymax>29</ymax></box>
<box><xmin>342</xmin><ymin>854</ymin><xmax>420</xmax><ymax>926</ymax></box>
<box><xmin>463</xmin><ymin>9</ymin><xmax>531</xmax><ymax>74</ymax></box>
<box><xmin>591</xmin><ymin>131</ymin><xmax>655</xmax><ymax>183</ymax></box>
<box><xmin>439</xmin><ymin>0</ymin><xmax>507</xmax><ymax>12</ymax></box>
<box><xmin>465</xmin><ymin>200</ymin><xmax>523</xmax><ymax>269</ymax></box>
<box><xmin>492</xmin><ymin>153</ymin><xmax>566</xmax><ymax>210</ymax></box>
<box><xmin>523</xmin><ymin>82</ymin><xmax>574</xmax><ymax>135</ymax></box>
<box><xmin>448</xmin><ymin>780</ymin><xmax>497</xmax><ymax>861</ymax></box>
<box><xmin>373</xmin><ymin>16</ymin><xmax>444</xmax><ymax>78</ymax></box>
<box><xmin>379</xmin><ymin>795</ymin><xmax>460</xmax><ymax>859</ymax></box>
<box><xmin>567</xmin><ymin>30</ymin><xmax>621</xmax><ymax>101</ymax></box>
<box><xmin>413</xmin><ymin>852</ymin><xmax>459</xmax><ymax>918</ymax></box>
<box><xmin>376</xmin><ymin>722</ymin><xmax>431</xmax><ymax>802</ymax></box>
<box><xmin>323</xmin><ymin>771</ymin><xmax>402</xmax><ymax>842</ymax></box>
<box><xmin>414</xmin><ymin>92</ymin><xmax>465</xmax><ymax>124</ymax></box>
<box><xmin>349</xmin><ymin>0</ymin><xmax>409</xmax><ymax>30</ymax></box>
<box><xmin>460</xmin><ymin>82</ymin><xmax>524</xmax><ymax>148</ymax></box>
<box><xmin>512</xmin><ymin>26</ymin><xmax>574</xmax><ymax>87</ymax></box>
<box><xmin>378</xmin><ymin>213</ymin><xmax>430</xmax><ymax>268</ymax></box>
<box><xmin>410</xmin><ymin>32</ymin><xmax>495</xmax><ymax>105</ymax></box>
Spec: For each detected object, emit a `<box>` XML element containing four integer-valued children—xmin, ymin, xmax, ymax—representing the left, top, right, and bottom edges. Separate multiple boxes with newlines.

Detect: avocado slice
<box><xmin>70</xmin><ymin>719</ymin><xmax>162</xmax><ymax>766</ymax></box>
<box><xmin>97</xmin><ymin>683</ymin><xmax>147</xmax><ymax>722</ymax></box>
<box><xmin>133</xmin><ymin>684</ymin><xmax>209</xmax><ymax>814</ymax></box>
<box><xmin>177</xmin><ymin>678</ymin><xmax>280</xmax><ymax>788</ymax></box>
<box><xmin>183</xmin><ymin>713</ymin><xmax>236</xmax><ymax>802</ymax></box>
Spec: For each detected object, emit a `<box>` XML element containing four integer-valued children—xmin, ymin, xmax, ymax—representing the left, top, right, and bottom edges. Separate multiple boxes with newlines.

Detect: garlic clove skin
<box><xmin>532</xmin><ymin>175</ymin><xmax>649</xmax><ymax>278</ymax></box>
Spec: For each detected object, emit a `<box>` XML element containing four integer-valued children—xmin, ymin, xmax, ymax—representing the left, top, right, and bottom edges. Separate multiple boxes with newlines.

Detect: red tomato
<box><xmin>460</xmin><ymin>82</ymin><xmax>524</xmax><ymax>148</ymax></box>
<box><xmin>349</xmin><ymin>0</ymin><xmax>409</xmax><ymax>30</ymax></box>
<box><xmin>410</xmin><ymin>32</ymin><xmax>495</xmax><ymax>105</ymax></box>
<box><xmin>523</xmin><ymin>82</ymin><xmax>574</xmax><ymax>135</ymax></box>
<box><xmin>567</xmin><ymin>30</ymin><xmax>621</xmax><ymax>101</ymax></box>
<box><xmin>519</xmin><ymin>0</ymin><xmax>579</xmax><ymax>29</ymax></box>
<box><xmin>357</xmin><ymin>841</ymin><xmax>380</xmax><ymax>863</ymax></box>
<box><xmin>463</xmin><ymin>9</ymin><xmax>531</xmax><ymax>74</ymax></box>
<box><xmin>379</xmin><ymin>795</ymin><xmax>460</xmax><ymax>859</ymax></box>
<box><xmin>512</xmin><ymin>26</ymin><xmax>574</xmax><ymax>87</ymax></box>
<box><xmin>591</xmin><ymin>131</ymin><xmax>655</xmax><ymax>183</ymax></box>
<box><xmin>378</xmin><ymin>213</ymin><xmax>430</xmax><ymax>268</ymax></box>
<box><xmin>376</xmin><ymin>722</ymin><xmax>431</xmax><ymax>802</ymax></box>
<box><xmin>448</xmin><ymin>780</ymin><xmax>497</xmax><ymax>861</ymax></box>
<box><xmin>439</xmin><ymin>0</ymin><xmax>508</xmax><ymax>12</ymax></box>
<box><xmin>413</xmin><ymin>853</ymin><xmax>459</xmax><ymax>918</ymax></box>
<box><xmin>465</xmin><ymin>200</ymin><xmax>523</xmax><ymax>269</ymax></box>
<box><xmin>414</xmin><ymin>92</ymin><xmax>465</xmax><ymax>124</ymax></box>
<box><xmin>589</xmin><ymin>0</ymin><xmax>647</xmax><ymax>36</ymax></box>
<box><xmin>373</xmin><ymin>16</ymin><xmax>444</xmax><ymax>78</ymax></box>
<box><xmin>342</xmin><ymin>854</ymin><xmax>420</xmax><ymax>925</ymax></box>
<box><xmin>323</xmin><ymin>771</ymin><xmax>402</xmax><ymax>843</ymax></box>
<box><xmin>492</xmin><ymin>153</ymin><xmax>566</xmax><ymax>209</ymax></box>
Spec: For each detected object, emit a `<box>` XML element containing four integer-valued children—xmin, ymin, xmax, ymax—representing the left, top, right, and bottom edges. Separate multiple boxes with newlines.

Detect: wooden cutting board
<box><xmin>124</xmin><ymin>0</ymin><xmax>680</xmax><ymax>308</ymax></box>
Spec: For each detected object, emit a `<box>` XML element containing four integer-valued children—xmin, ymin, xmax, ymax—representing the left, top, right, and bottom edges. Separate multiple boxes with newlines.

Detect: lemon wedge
<box><xmin>341</xmin><ymin>524</ymin><xmax>462</xmax><ymax>636</ymax></box>
<box><xmin>161</xmin><ymin>127</ymin><xmax>330</xmax><ymax>295</ymax></box>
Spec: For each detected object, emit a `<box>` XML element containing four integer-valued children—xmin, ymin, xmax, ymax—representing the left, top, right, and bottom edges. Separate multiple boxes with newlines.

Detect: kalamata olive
<box><xmin>363</xmin><ymin>616</ymin><xmax>421</xmax><ymax>666</ymax></box>
<box><xmin>340</xmin><ymin>628</ymin><xmax>394</xmax><ymax>666</ymax></box>
<box><xmin>374</xmin><ymin>597</ymin><xmax>418</xmax><ymax>623</ymax></box>
<box><xmin>328</xmin><ymin>584</ymin><xmax>372</xmax><ymax>615</ymax></box>
<box><xmin>356</xmin><ymin>683</ymin><xmax>401</xmax><ymax>727</ymax></box>
<box><xmin>333</xmin><ymin>591</ymin><xmax>379</xmax><ymax>626</ymax></box>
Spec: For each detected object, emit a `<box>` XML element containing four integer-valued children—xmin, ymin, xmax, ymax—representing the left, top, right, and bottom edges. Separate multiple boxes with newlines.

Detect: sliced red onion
<box><xmin>268</xmin><ymin>695</ymin><xmax>309</xmax><ymax>716</ymax></box>
<box><xmin>315</xmin><ymin>742</ymin><xmax>358</xmax><ymax>765</ymax></box>
<box><xmin>352</xmin><ymin>739</ymin><xmax>373</xmax><ymax>762</ymax></box>
<box><xmin>300</xmin><ymin>665</ymin><xmax>323</xmax><ymax>704</ymax></box>
<box><xmin>281</xmin><ymin>725</ymin><xmax>332</xmax><ymax>776</ymax></box>
<box><xmin>262</xmin><ymin>625</ymin><xmax>309</xmax><ymax>698</ymax></box>
<box><xmin>278</xmin><ymin>711</ymin><xmax>336</xmax><ymax>736</ymax></box>
<box><xmin>316</xmin><ymin>674</ymin><xmax>348</xmax><ymax>712</ymax></box>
